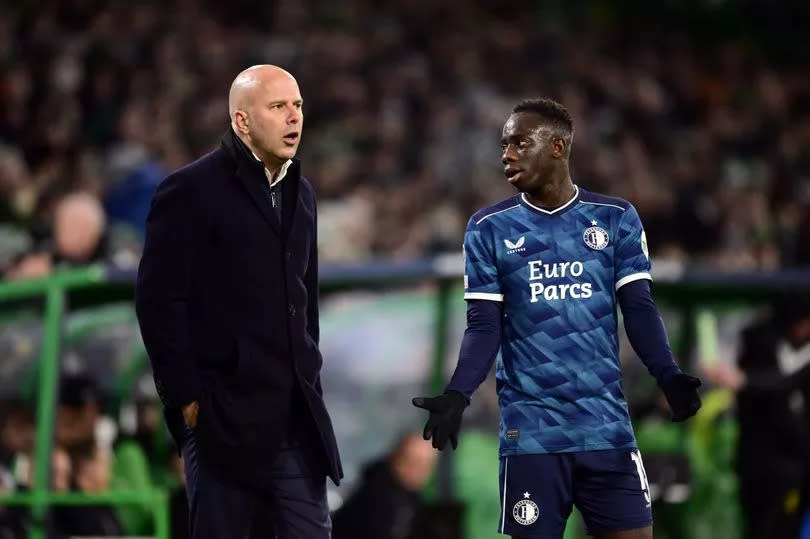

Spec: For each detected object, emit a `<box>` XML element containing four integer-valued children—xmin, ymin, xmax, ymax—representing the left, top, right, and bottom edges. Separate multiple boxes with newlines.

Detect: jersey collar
<box><xmin>519</xmin><ymin>185</ymin><xmax>580</xmax><ymax>218</ymax></box>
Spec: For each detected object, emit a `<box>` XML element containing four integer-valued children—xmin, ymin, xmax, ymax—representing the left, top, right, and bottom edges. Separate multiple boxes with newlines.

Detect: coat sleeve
<box><xmin>135</xmin><ymin>172</ymin><xmax>202</xmax><ymax>408</ymax></box>
<box><xmin>305</xmin><ymin>194</ymin><xmax>320</xmax><ymax>345</ymax></box>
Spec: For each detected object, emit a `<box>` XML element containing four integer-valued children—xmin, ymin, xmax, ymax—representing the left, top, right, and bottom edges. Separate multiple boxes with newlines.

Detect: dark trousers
<box><xmin>182</xmin><ymin>429</ymin><xmax>331</xmax><ymax>539</ymax></box>
<box><xmin>739</xmin><ymin>467</ymin><xmax>806</xmax><ymax>539</ymax></box>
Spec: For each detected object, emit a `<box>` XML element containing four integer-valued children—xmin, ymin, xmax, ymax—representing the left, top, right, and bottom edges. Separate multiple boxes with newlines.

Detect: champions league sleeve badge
<box><xmin>583</xmin><ymin>220</ymin><xmax>609</xmax><ymax>250</ymax></box>
<box><xmin>513</xmin><ymin>492</ymin><xmax>540</xmax><ymax>525</ymax></box>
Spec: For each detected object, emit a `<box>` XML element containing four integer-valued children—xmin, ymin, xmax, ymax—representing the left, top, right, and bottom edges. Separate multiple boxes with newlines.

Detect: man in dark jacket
<box><xmin>332</xmin><ymin>433</ymin><xmax>437</xmax><ymax>539</ymax></box>
<box><xmin>736</xmin><ymin>293</ymin><xmax>810</xmax><ymax>539</ymax></box>
<box><xmin>135</xmin><ymin>64</ymin><xmax>342</xmax><ymax>539</ymax></box>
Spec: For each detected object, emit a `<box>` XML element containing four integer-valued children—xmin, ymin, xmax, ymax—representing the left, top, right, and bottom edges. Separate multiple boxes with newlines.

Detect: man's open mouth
<box><xmin>505</xmin><ymin>167</ymin><xmax>522</xmax><ymax>183</ymax></box>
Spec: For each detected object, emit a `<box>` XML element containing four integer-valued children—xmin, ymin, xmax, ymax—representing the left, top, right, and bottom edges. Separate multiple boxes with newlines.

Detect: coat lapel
<box><xmin>235</xmin><ymin>161</ymin><xmax>281</xmax><ymax>235</ymax></box>
<box><xmin>221</xmin><ymin>130</ymin><xmax>280</xmax><ymax>235</ymax></box>
<box><xmin>281</xmin><ymin>160</ymin><xmax>301</xmax><ymax>241</ymax></box>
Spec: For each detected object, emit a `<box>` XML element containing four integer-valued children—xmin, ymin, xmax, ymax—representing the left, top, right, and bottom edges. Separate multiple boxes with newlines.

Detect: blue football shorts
<box><xmin>498</xmin><ymin>449</ymin><xmax>653</xmax><ymax>538</ymax></box>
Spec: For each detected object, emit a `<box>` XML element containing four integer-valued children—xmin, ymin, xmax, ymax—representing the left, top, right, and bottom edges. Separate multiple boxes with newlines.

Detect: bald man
<box><xmin>53</xmin><ymin>193</ymin><xmax>106</xmax><ymax>263</ymax></box>
<box><xmin>332</xmin><ymin>434</ymin><xmax>438</xmax><ymax>539</ymax></box>
<box><xmin>136</xmin><ymin>65</ymin><xmax>342</xmax><ymax>538</ymax></box>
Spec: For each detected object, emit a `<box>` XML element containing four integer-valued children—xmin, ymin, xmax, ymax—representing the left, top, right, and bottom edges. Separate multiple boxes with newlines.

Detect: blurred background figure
<box><xmin>52</xmin><ymin>440</ymin><xmax>124</xmax><ymax>538</ymax></box>
<box><xmin>2</xmin><ymin>190</ymin><xmax>112</xmax><ymax>280</ymax></box>
<box><xmin>332</xmin><ymin>432</ymin><xmax>438</xmax><ymax>539</ymax></box>
<box><xmin>55</xmin><ymin>374</ymin><xmax>103</xmax><ymax>452</ymax></box>
<box><xmin>0</xmin><ymin>400</ymin><xmax>34</xmax><ymax>539</ymax></box>
<box><xmin>50</xmin><ymin>446</ymin><xmax>72</xmax><ymax>493</ymax></box>
<box><xmin>1</xmin><ymin>249</ymin><xmax>50</xmax><ymax>282</ymax></box>
<box><xmin>47</xmin><ymin>374</ymin><xmax>123</xmax><ymax>537</ymax></box>
<box><xmin>110</xmin><ymin>377</ymin><xmax>170</xmax><ymax>536</ymax></box>
<box><xmin>8</xmin><ymin>447</ymin><xmax>73</xmax><ymax>539</ymax></box>
<box><xmin>734</xmin><ymin>293</ymin><xmax>810</xmax><ymax>539</ymax></box>
<box><xmin>0</xmin><ymin>400</ymin><xmax>34</xmax><ymax>486</ymax></box>
<box><xmin>51</xmin><ymin>192</ymin><xmax>108</xmax><ymax>267</ymax></box>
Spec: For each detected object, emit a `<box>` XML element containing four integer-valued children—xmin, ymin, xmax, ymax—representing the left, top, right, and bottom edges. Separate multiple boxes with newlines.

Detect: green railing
<box><xmin>0</xmin><ymin>266</ymin><xmax>171</xmax><ymax>539</ymax></box>
<box><xmin>0</xmin><ymin>261</ymin><xmax>461</xmax><ymax>539</ymax></box>
<box><xmin>1</xmin><ymin>491</ymin><xmax>170</xmax><ymax>539</ymax></box>
<box><xmin>1</xmin><ymin>261</ymin><xmax>809</xmax><ymax>539</ymax></box>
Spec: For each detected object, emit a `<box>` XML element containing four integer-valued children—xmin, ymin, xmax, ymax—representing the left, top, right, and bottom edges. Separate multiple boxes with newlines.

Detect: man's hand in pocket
<box><xmin>182</xmin><ymin>401</ymin><xmax>199</xmax><ymax>428</ymax></box>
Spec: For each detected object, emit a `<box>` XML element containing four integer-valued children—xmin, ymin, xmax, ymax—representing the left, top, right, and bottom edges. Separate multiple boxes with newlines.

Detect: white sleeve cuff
<box><xmin>464</xmin><ymin>292</ymin><xmax>504</xmax><ymax>302</ymax></box>
<box><xmin>615</xmin><ymin>272</ymin><xmax>652</xmax><ymax>290</ymax></box>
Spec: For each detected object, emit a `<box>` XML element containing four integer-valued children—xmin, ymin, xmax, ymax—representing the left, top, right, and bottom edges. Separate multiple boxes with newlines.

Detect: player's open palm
<box><xmin>412</xmin><ymin>391</ymin><xmax>467</xmax><ymax>450</ymax></box>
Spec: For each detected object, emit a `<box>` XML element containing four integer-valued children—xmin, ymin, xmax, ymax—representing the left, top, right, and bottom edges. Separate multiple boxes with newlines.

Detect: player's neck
<box><xmin>524</xmin><ymin>173</ymin><xmax>575</xmax><ymax>210</ymax></box>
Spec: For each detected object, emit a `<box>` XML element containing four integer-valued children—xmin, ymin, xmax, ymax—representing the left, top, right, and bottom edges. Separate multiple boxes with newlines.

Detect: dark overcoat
<box><xmin>135</xmin><ymin>129</ymin><xmax>342</xmax><ymax>488</ymax></box>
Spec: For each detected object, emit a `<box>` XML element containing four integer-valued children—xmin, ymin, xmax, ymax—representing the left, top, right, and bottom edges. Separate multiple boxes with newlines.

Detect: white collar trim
<box><xmin>521</xmin><ymin>185</ymin><xmax>579</xmax><ymax>215</ymax></box>
<box><xmin>250</xmin><ymin>149</ymin><xmax>292</xmax><ymax>187</ymax></box>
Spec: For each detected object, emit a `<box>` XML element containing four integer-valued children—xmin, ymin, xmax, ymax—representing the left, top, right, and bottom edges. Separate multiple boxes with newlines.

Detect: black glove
<box><xmin>412</xmin><ymin>391</ymin><xmax>467</xmax><ymax>450</ymax></box>
<box><xmin>661</xmin><ymin>373</ymin><xmax>702</xmax><ymax>421</ymax></box>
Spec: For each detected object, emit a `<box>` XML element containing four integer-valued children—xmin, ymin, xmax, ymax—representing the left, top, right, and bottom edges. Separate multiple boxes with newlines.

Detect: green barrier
<box><xmin>0</xmin><ymin>266</ymin><xmax>170</xmax><ymax>539</ymax></box>
<box><xmin>1</xmin><ymin>490</ymin><xmax>170</xmax><ymax>539</ymax></box>
<box><xmin>0</xmin><ymin>265</ymin><xmax>459</xmax><ymax>539</ymax></box>
<box><xmin>1</xmin><ymin>263</ymin><xmax>808</xmax><ymax>538</ymax></box>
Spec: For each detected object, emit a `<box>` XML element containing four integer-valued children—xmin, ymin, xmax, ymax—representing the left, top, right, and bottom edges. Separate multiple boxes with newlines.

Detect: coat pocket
<box><xmin>229</xmin><ymin>336</ymin><xmax>290</xmax><ymax>391</ymax></box>
<box><xmin>229</xmin><ymin>337</ymin><xmax>263</xmax><ymax>390</ymax></box>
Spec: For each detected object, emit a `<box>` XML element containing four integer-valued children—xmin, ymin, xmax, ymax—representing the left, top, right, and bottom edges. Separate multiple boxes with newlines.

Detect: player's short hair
<box><xmin>512</xmin><ymin>98</ymin><xmax>574</xmax><ymax>149</ymax></box>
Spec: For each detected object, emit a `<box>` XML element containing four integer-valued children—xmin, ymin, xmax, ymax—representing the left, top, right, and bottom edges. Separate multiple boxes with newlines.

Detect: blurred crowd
<box><xmin>1</xmin><ymin>0</ymin><xmax>810</xmax><ymax>280</ymax></box>
<box><xmin>0</xmin><ymin>371</ymin><xmax>440</xmax><ymax>539</ymax></box>
<box><xmin>0</xmin><ymin>374</ymin><xmax>190</xmax><ymax>538</ymax></box>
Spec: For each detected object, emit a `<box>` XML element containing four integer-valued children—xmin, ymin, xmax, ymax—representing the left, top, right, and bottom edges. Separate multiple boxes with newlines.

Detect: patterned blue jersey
<box><xmin>463</xmin><ymin>186</ymin><xmax>652</xmax><ymax>455</ymax></box>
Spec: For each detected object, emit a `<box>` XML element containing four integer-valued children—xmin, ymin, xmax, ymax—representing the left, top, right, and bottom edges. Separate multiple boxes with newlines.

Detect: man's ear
<box><xmin>234</xmin><ymin>110</ymin><xmax>249</xmax><ymax>134</ymax></box>
<box><xmin>551</xmin><ymin>137</ymin><xmax>566</xmax><ymax>158</ymax></box>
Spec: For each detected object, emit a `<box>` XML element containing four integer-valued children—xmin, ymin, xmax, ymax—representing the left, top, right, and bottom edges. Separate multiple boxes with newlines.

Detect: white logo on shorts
<box><xmin>513</xmin><ymin>492</ymin><xmax>540</xmax><ymax>525</ymax></box>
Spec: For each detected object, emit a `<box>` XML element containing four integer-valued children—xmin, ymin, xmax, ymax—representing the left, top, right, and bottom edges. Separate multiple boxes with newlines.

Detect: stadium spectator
<box><xmin>2</xmin><ymin>250</ymin><xmax>51</xmax><ymax>281</ymax></box>
<box><xmin>1</xmin><ymin>1</ymin><xmax>808</xmax><ymax>273</ymax></box>
<box><xmin>52</xmin><ymin>440</ymin><xmax>125</xmax><ymax>538</ymax></box>
<box><xmin>0</xmin><ymin>400</ymin><xmax>34</xmax><ymax>539</ymax></box>
<box><xmin>0</xmin><ymin>400</ymin><xmax>33</xmax><ymax>483</ymax></box>
<box><xmin>52</xmin><ymin>192</ymin><xmax>108</xmax><ymax>266</ymax></box>
<box><xmin>109</xmin><ymin>379</ymin><xmax>169</xmax><ymax>535</ymax></box>
<box><xmin>55</xmin><ymin>374</ymin><xmax>102</xmax><ymax>451</ymax></box>
<box><xmin>71</xmin><ymin>443</ymin><xmax>111</xmax><ymax>495</ymax></box>
<box><xmin>332</xmin><ymin>432</ymin><xmax>437</xmax><ymax>539</ymax></box>
<box><xmin>1</xmin><ymin>190</ymin><xmax>110</xmax><ymax>279</ymax></box>
<box><xmin>734</xmin><ymin>293</ymin><xmax>810</xmax><ymax>539</ymax></box>
<box><xmin>3</xmin><ymin>447</ymin><xmax>73</xmax><ymax>539</ymax></box>
<box><xmin>51</xmin><ymin>447</ymin><xmax>71</xmax><ymax>493</ymax></box>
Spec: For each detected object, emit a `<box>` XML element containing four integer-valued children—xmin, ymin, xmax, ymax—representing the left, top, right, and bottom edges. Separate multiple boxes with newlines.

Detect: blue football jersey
<box><xmin>463</xmin><ymin>185</ymin><xmax>652</xmax><ymax>455</ymax></box>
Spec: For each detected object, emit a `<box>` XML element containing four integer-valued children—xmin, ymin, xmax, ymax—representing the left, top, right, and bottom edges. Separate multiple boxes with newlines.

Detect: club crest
<box><xmin>583</xmin><ymin>226</ymin><xmax>609</xmax><ymax>250</ymax></box>
<box><xmin>513</xmin><ymin>492</ymin><xmax>539</xmax><ymax>525</ymax></box>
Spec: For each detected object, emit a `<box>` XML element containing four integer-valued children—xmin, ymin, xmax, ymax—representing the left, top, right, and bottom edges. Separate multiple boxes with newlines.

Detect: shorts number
<box><xmin>630</xmin><ymin>450</ymin><xmax>651</xmax><ymax>504</ymax></box>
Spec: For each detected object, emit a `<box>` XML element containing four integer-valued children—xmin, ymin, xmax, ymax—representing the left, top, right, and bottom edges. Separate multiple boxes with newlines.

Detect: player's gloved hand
<box><xmin>661</xmin><ymin>373</ymin><xmax>702</xmax><ymax>421</ymax></box>
<box><xmin>412</xmin><ymin>391</ymin><xmax>467</xmax><ymax>450</ymax></box>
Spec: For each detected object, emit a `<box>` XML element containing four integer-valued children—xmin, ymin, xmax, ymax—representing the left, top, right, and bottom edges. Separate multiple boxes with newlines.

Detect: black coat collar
<box><xmin>220</xmin><ymin>129</ymin><xmax>301</xmax><ymax>236</ymax></box>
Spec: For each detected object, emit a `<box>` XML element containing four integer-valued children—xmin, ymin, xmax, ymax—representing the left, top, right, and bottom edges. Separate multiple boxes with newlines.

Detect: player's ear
<box><xmin>551</xmin><ymin>137</ymin><xmax>566</xmax><ymax>158</ymax></box>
